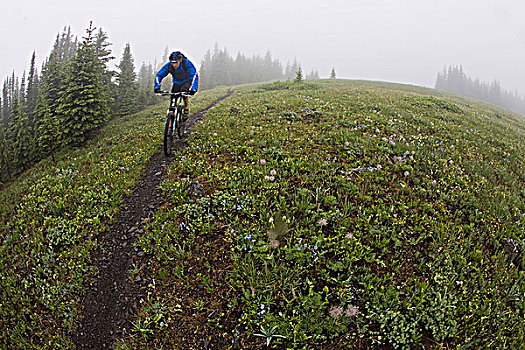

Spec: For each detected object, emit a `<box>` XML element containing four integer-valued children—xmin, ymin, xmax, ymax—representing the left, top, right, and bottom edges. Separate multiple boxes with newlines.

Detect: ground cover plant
<box><xmin>122</xmin><ymin>80</ymin><xmax>524</xmax><ymax>349</ymax></box>
<box><xmin>0</xmin><ymin>87</ymin><xmax>230</xmax><ymax>349</ymax></box>
<box><xmin>0</xmin><ymin>79</ymin><xmax>523</xmax><ymax>349</ymax></box>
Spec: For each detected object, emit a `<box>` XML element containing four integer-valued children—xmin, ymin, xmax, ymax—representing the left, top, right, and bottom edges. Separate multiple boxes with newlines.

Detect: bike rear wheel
<box><xmin>164</xmin><ymin>114</ymin><xmax>174</xmax><ymax>156</ymax></box>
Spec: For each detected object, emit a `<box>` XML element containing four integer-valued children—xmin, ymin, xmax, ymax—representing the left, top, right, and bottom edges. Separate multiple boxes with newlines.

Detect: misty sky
<box><xmin>2</xmin><ymin>0</ymin><xmax>525</xmax><ymax>95</ymax></box>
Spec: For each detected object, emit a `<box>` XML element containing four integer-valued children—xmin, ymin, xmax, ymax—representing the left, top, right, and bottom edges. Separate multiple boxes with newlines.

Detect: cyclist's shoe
<box><xmin>183</xmin><ymin>109</ymin><xmax>189</xmax><ymax>121</ymax></box>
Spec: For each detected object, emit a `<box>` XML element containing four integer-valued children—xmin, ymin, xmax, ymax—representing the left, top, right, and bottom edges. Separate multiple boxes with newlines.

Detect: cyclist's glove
<box><xmin>189</xmin><ymin>90</ymin><xmax>196</xmax><ymax>95</ymax></box>
<box><xmin>154</xmin><ymin>87</ymin><xmax>161</xmax><ymax>93</ymax></box>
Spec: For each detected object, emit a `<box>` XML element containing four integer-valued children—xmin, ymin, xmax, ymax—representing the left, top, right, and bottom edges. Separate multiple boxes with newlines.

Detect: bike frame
<box><xmin>157</xmin><ymin>91</ymin><xmax>191</xmax><ymax>155</ymax></box>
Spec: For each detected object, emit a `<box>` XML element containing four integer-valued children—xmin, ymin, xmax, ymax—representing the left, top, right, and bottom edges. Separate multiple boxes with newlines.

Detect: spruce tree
<box><xmin>137</xmin><ymin>62</ymin><xmax>155</xmax><ymax>106</ymax></box>
<box><xmin>435</xmin><ymin>65</ymin><xmax>525</xmax><ymax>116</ymax></box>
<box><xmin>199</xmin><ymin>49</ymin><xmax>212</xmax><ymax>90</ymax></box>
<box><xmin>163</xmin><ymin>46</ymin><xmax>169</xmax><ymax>62</ymax></box>
<box><xmin>330</xmin><ymin>67</ymin><xmax>336</xmax><ymax>79</ymax></box>
<box><xmin>272</xmin><ymin>58</ymin><xmax>284</xmax><ymax>81</ymax></box>
<box><xmin>57</xmin><ymin>22</ymin><xmax>110</xmax><ymax>146</ymax></box>
<box><xmin>26</xmin><ymin>51</ymin><xmax>40</xmax><ymax>128</ymax></box>
<box><xmin>11</xmin><ymin>73</ymin><xmax>18</xmax><ymax>103</ymax></box>
<box><xmin>2</xmin><ymin>76</ymin><xmax>16</xmax><ymax>130</ymax></box>
<box><xmin>1</xmin><ymin>81</ymin><xmax>9</xmax><ymax>130</ymax></box>
<box><xmin>33</xmin><ymin>26</ymin><xmax>78</xmax><ymax>156</ymax></box>
<box><xmin>294</xmin><ymin>66</ymin><xmax>303</xmax><ymax>83</ymax></box>
<box><xmin>212</xmin><ymin>46</ymin><xmax>232</xmax><ymax>86</ymax></box>
<box><xmin>10</xmin><ymin>97</ymin><xmax>33</xmax><ymax>170</ymax></box>
<box><xmin>56</xmin><ymin>26</ymin><xmax>78</xmax><ymax>61</ymax></box>
<box><xmin>35</xmin><ymin>87</ymin><xmax>60</xmax><ymax>163</ymax></box>
<box><xmin>197</xmin><ymin>45</ymin><xmax>311</xmax><ymax>89</ymax></box>
<box><xmin>34</xmin><ymin>50</ymin><xmax>67</xmax><ymax>160</ymax></box>
<box><xmin>94</xmin><ymin>28</ymin><xmax>115</xmax><ymax>70</ymax></box>
<box><xmin>137</xmin><ymin>62</ymin><xmax>153</xmax><ymax>88</ymax></box>
<box><xmin>285</xmin><ymin>59</ymin><xmax>299</xmax><ymax>81</ymax></box>
<box><xmin>115</xmin><ymin>43</ymin><xmax>139</xmax><ymax>117</ymax></box>
<box><xmin>0</xmin><ymin>124</ymin><xmax>11</xmax><ymax>180</ymax></box>
<box><xmin>94</xmin><ymin>28</ymin><xmax>116</xmax><ymax>112</ymax></box>
<box><xmin>264</xmin><ymin>51</ymin><xmax>273</xmax><ymax>80</ymax></box>
<box><xmin>306</xmin><ymin>69</ymin><xmax>320</xmax><ymax>80</ymax></box>
<box><xmin>19</xmin><ymin>74</ymin><xmax>26</xmax><ymax>102</ymax></box>
<box><xmin>234</xmin><ymin>52</ymin><xmax>249</xmax><ymax>85</ymax></box>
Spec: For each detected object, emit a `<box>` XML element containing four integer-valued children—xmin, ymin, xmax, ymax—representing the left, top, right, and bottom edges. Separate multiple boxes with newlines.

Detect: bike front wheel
<box><xmin>175</xmin><ymin>109</ymin><xmax>184</xmax><ymax>139</ymax></box>
<box><xmin>164</xmin><ymin>114</ymin><xmax>174</xmax><ymax>156</ymax></box>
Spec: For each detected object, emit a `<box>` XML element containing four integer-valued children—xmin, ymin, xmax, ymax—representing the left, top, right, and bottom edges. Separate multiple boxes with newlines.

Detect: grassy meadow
<box><xmin>1</xmin><ymin>80</ymin><xmax>524</xmax><ymax>349</ymax></box>
<box><xmin>0</xmin><ymin>87</ymin><xmax>230</xmax><ymax>348</ymax></box>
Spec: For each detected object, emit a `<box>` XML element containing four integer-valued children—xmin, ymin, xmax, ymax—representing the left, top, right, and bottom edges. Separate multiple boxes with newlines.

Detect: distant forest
<box><xmin>198</xmin><ymin>44</ymin><xmax>319</xmax><ymax>90</ymax></box>
<box><xmin>435</xmin><ymin>65</ymin><xmax>525</xmax><ymax>117</ymax></box>
<box><xmin>0</xmin><ymin>26</ymin><xmax>315</xmax><ymax>181</ymax></box>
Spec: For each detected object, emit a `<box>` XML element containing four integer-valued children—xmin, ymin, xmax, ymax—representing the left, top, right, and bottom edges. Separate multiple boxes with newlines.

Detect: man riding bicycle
<box><xmin>154</xmin><ymin>51</ymin><xmax>199</xmax><ymax>121</ymax></box>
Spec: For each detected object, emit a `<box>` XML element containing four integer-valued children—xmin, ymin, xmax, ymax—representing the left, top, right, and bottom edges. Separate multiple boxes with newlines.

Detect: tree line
<box><xmin>435</xmin><ymin>65</ymin><xmax>525</xmax><ymax>117</ymax></box>
<box><xmin>0</xmin><ymin>26</ymin><xmax>320</xmax><ymax>182</ymax></box>
<box><xmin>199</xmin><ymin>44</ymin><xmax>319</xmax><ymax>90</ymax></box>
<box><xmin>0</xmin><ymin>24</ymin><xmax>160</xmax><ymax>181</ymax></box>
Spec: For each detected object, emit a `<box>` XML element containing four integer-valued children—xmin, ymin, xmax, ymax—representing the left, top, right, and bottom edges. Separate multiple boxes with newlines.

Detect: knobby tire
<box><xmin>164</xmin><ymin>114</ymin><xmax>174</xmax><ymax>156</ymax></box>
<box><xmin>175</xmin><ymin>109</ymin><xmax>183</xmax><ymax>139</ymax></box>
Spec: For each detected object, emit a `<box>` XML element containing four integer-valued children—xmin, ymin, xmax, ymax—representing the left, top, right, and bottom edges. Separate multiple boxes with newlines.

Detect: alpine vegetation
<box><xmin>123</xmin><ymin>81</ymin><xmax>524</xmax><ymax>348</ymax></box>
<box><xmin>0</xmin><ymin>80</ymin><xmax>523</xmax><ymax>349</ymax></box>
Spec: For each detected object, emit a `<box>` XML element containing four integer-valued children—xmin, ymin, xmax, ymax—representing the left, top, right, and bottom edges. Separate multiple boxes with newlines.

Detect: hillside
<box><xmin>1</xmin><ymin>80</ymin><xmax>524</xmax><ymax>349</ymax></box>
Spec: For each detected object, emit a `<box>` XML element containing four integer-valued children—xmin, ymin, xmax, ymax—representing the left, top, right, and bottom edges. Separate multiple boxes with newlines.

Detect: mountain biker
<box><xmin>154</xmin><ymin>51</ymin><xmax>199</xmax><ymax>121</ymax></box>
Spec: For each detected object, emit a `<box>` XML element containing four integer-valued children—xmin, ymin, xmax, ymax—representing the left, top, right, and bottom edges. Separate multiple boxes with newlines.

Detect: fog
<box><xmin>1</xmin><ymin>0</ymin><xmax>525</xmax><ymax>95</ymax></box>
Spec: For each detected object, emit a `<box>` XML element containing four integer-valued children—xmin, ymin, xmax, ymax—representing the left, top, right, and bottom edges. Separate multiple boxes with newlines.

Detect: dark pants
<box><xmin>171</xmin><ymin>81</ymin><xmax>191</xmax><ymax>111</ymax></box>
<box><xmin>171</xmin><ymin>81</ymin><xmax>191</xmax><ymax>93</ymax></box>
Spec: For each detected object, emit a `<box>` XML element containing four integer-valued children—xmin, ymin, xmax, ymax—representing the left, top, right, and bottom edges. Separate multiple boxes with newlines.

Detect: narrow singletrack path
<box><xmin>73</xmin><ymin>91</ymin><xmax>233</xmax><ymax>349</ymax></box>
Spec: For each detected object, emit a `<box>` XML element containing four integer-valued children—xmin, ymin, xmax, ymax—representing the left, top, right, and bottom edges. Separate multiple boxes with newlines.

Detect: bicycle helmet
<box><xmin>169</xmin><ymin>51</ymin><xmax>184</xmax><ymax>62</ymax></box>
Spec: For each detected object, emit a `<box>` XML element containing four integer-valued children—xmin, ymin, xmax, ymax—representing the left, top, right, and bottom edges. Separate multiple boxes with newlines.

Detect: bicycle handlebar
<box><xmin>156</xmin><ymin>91</ymin><xmax>191</xmax><ymax>97</ymax></box>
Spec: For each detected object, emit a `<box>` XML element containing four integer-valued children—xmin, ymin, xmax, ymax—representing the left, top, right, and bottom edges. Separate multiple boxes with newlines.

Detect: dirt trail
<box><xmin>73</xmin><ymin>91</ymin><xmax>233</xmax><ymax>349</ymax></box>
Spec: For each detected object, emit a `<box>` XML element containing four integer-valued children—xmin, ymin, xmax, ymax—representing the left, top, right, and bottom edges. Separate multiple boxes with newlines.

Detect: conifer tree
<box><xmin>0</xmin><ymin>125</ymin><xmax>11</xmax><ymax>180</ymax></box>
<box><xmin>294</xmin><ymin>66</ymin><xmax>303</xmax><ymax>83</ymax></box>
<box><xmin>435</xmin><ymin>65</ymin><xmax>525</xmax><ymax>116</ymax></box>
<box><xmin>285</xmin><ymin>59</ymin><xmax>299</xmax><ymax>81</ymax></box>
<box><xmin>94</xmin><ymin>28</ymin><xmax>116</xmax><ymax>112</ymax></box>
<box><xmin>263</xmin><ymin>51</ymin><xmax>273</xmax><ymax>80</ymax></box>
<box><xmin>330</xmin><ymin>67</ymin><xmax>336</xmax><ymax>79</ymax></box>
<box><xmin>56</xmin><ymin>26</ymin><xmax>77</xmax><ymax>61</ymax></box>
<box><xmin>115</xmin><ymin>43</ymin><xmax>139</xmax><ymax>117</ymax></box>
<box><xmin>34</xmin><ymin>50</ymin><xmax>67</xmax><ymax>160</ymax></box>
<box><xmin>35</xmin><ymin>85</ymin><xmax>60</xmax><ymax>163</ymax></box>
<box><xmin>271</xmin><ymin>57</ymin><xmax>284</xmax><ymax>81</ymax></box>
<box><xmin>33</xmin><ymin>26</ymin><xmax>78</xmax><ymax>155</ymax></box>
<box><xmin>198</xmin><ymin>45</ymin><xmax>311</xmax><ymax>89</ymax></box>
<box><xmin>94</xmin><ymin>28</ymin><xmax>115</xmax><ymax>70</ymax></box>
<box><xmin>233</xmin><ymin>52</ymin><xmax>249</xmax><ymax>85</ymax></box>
<box><xmin>2</xmin><ymin>74</ymin><xmax>17</xmax><ymax>130</ymax></box>
<box><xmin>9</xmin><ymin>97</ymin><xmax>33</xmax><ymax>170</ymax></box>
<box><xmin>211</xmin><ymin>45</ymin><xmax>234</xmax><ymax>87</ymax></box>
<box><xmin>137</xmin><ymin>62</ymin><xmax>156</xmax><ymax>106</ymax></box>
<box><xmin>57</xmin><ymin>22</ymin><xmax>110</xmax><ymax>146</ymax></box>
<box><xmin>19</xmin><ymin>74</ymin><xmax>26</xmax><ymax>102</ymax></box>
<box><xmin>11</xmin><ymin>73</ymin><xmax>18</xmax><ymax>101</ymax></box>
<box><xmin>137</xmin><ymin>62</ymin><xmax>153</xmax><ymax>88</ymax></box>
<box><xmin>199</xmin><ymin>49</ymin><xmax>213</xmax><ymax>89</ymax></box>
<box><xmin>26</xmin><ymin>51</ymin><xmax>40</xmax><ymax>127</ymax></box>
<box><xmin>1</xmin><ymin>81</ymin><xmax>9</xmax><ymax>130</ymax></box>
<box><xmin>306</xmin><ymin>69</ymin><xmax>320</xmax><ymax>80</ymax></box>
<box><xmin>163</xmin><ymin>46</ymin><xmax>169</xmax><ymax>62</ymax></box>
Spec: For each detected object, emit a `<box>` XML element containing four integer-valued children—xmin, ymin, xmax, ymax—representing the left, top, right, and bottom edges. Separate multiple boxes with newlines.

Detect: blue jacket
<box><xmin>154</xmin><ymin>58</ymin><xmax>199</xmax><ymax>91</ymax></box>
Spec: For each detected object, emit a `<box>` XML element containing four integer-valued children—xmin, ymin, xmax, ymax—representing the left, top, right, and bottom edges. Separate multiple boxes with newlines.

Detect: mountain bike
<box><xmin>156</xmin><ymin>91</ymin><xmax>191</xmax><ymax>156</ymax></box>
